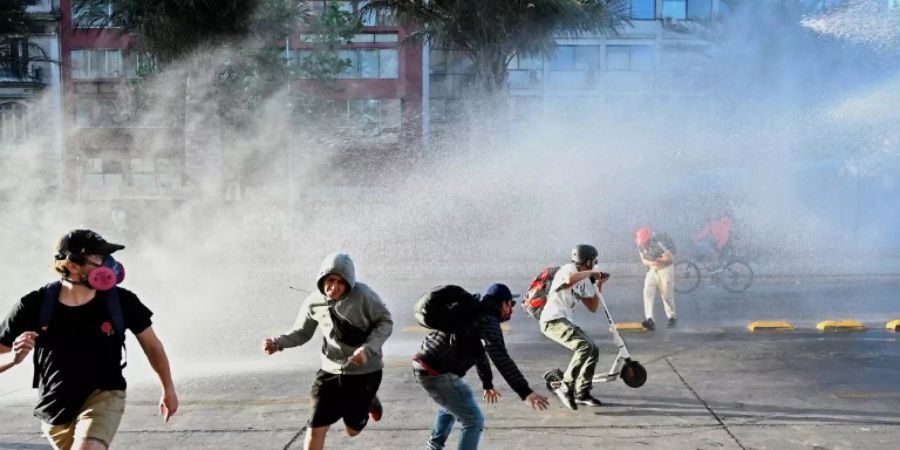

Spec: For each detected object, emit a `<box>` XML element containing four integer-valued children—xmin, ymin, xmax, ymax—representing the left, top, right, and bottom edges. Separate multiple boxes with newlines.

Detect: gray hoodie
<box><xmin>275</xmin><ymin>253</ymin><xmax>393</xmax><ymax>375</ymax></box>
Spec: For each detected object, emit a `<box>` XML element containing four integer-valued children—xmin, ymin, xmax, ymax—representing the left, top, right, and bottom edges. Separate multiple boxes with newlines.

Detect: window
<box><xmin>630</xmin><ymin>46</ymin><xmax>655</xmax><ymax>70</ymax></box>
<box><xmin>606</xmin><ymin>46</ymin><xmax>630</xmax><ymax>71</ymax></box>
<box><xmin>310</xmin><ymin>0</ymin><xmax>353</xmax><ymax>15</ymax></box>
<box><xmin>357</xmin><ymin>0</ymin><xmax>396</xmax><ymax>26</ymax></box>
<box><xmin>314</xmin><ymin>98</ymin><xmax>401</xmax><ymax>137</ymax></box>
<box><xmin>430</xmin><ymin>49</ymin><xmax>447</xmax><ymax>73</ymax></box>
<box><xmin>348</xmin><ymin>98</ymin><xmax>401</xmax><ymax>130</ymax></box>
<box><xmin>445</xmin><ymin>50</ymin><xmax>474</xmax><ymax>74</ymax></box>
<box><xmin>378</xmin><ymin>49</ymin><xmax>399</xmax><ymax>78</ymax></box>
<box><xmin>130</xmin><ymin>158</ymin><xmax>156</xmax><ymax>189</ymax></box>
<box><xmin>550</xmin><ymin>46</ymin><xmax>576</xmax><ymax>71</ymax></box>
<box><xmin>335</xmin><ymin>48</ymin><xmax>399</xmax><ymax>79</ymax></box>
<box><xmin>431</xmin><ymin>49</ymin><xmax>475</xmax><ymax>75</ymax></box>
<box><xmin>72</xmin><ymin>1</ymin><xmax>114</xmax><ymax>28</ymax></box>
<box><xmin>74</xmin><ymin>97</ymin><xmax>130</xmax><ymax>128</ymax></box>
<box><xmin>359</xmin><ymin>49</ymin><xmax>378</xmax><ymax>78</ymax></box>
<box><xmin>71</xmin><ymin>49</ymin><xmax>122</xmax><ymax>79</ymax></box>
<box><xmin>662</xmin><ymin>0</ymin><xmax>687</xmax><ymax>19</ymax></box>
<box><xmin>123</xmin><ymin>51</ymin><xmax>154</xmax><ymax>78</ymax></box>
<box><xmin>308</xmin><ymin>1</ymin><xmax>395</xmax><ymax>26</ymax></box>
<box><xmin>85</xmin><ymin>157</ymin><xmax>182</xmax><ymax>191</ymax></box>
<box><xmin>606</xmin><ymin>45</ymin><xmax>655</xmax><ymax>71</ymax></box>
<box><xmin>336</xmin><ymin>49</ymin><xmax>357</xmax><ymax>79</ymax></box>
<box><xmin>687</xmin><ymin>0</ymin><xmax>712</xmax><ymax>20</ymax></box>
<box><xmin>508</xmin><ymin>54</ymin><xmax>544</xmax><ymax>89</ymax></box>
<box><xmin>86</xmin><ymin>158</ymin><xmax>103</xmax><ymax>173</ymax></box>
<box><xmin>0</xmin><ymin>102</ymin><xmax>27</xmax><ymax>141</ymax></box>
<box><xmin>574</xmin><ymin>46</ymin><xmax>603</xmax><ymax>71</ymax></box>
<box><xmin>350</xmin><ymin>33</ymin><xmax>398</xmax><ymax>43</ymax></box>
<box><xmin>75</xmin><ymin>99</ymin><xmax>91</xmax><ymax>128</ymax></box>
<box><xmin>660</xmin><ymin>46</ymin><xmax>710</xmax><ymax>71</ymax></box>
<box><xmin>550</xmin><ymin>45</ymin><xmax>605</xmax><ymax>73</ymax></box>
<box><xmin>631</xmin><ymin>0</ymin><xmax>655</xmax><ymax>19</ymax></box>
<box><xmin>508</xmin><ymin>54</ymin><xmax>543</xmax><ymax>71</ymax></box>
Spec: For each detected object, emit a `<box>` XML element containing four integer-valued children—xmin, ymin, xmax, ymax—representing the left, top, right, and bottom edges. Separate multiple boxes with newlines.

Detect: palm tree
<box><xmin>362</xmin><ymin>0</ymin><xmax>629</xmax><ymax>95</ymax></box>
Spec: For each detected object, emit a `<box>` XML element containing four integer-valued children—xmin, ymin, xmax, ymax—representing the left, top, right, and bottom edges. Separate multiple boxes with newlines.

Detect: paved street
<box><xmin>2</xmin><ymin>277</ymin><xmax>898</xmax><ymax>449</ymax></box>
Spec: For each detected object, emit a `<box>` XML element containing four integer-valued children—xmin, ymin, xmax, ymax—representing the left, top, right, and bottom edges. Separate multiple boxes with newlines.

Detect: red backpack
<box><xmin>522</xmin><ymin>266</ymin><xmax>560</xmax><ymax>320</ymax></box>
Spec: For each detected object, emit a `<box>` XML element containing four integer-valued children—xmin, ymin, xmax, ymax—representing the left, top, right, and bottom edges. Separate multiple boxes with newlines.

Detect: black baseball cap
<box><xmin>55</xmin><ymin>229</ymin><xmax>125</xmax><ymax>260</ymax></box>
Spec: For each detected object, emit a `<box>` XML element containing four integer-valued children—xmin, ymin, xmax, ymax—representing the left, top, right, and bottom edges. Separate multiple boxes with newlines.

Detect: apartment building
<box><xmin>428</xmin><ymin>0</ymin><xmax>722</xmax><ymax>132</ymax></box>
<box><xmin>293</xmin><ymin>1</ymin><xmax>423</xmax><ymax>149</ymax></box>
<box><xmin>55</xmin><ymin>0</ymin><xmax>422</xmax><ymax>233</ymax></box>
<box><xmin>0</xmin><ymin>0</ymin><xmax>63</xmax><ymax>189</ymax></box>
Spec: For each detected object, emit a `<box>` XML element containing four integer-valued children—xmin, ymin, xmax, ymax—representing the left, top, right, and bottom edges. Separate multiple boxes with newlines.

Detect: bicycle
<box><xmin>673</xmin><ymin>245</ymin><xmax>754</xmax><ymax>294</ymax></box>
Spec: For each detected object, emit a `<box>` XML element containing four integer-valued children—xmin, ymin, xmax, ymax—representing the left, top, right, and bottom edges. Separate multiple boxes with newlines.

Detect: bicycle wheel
<box><xmin>721</xmin><ymin>260</ymin><xmax>754</xmax><ymax>293</ymax></box>
<box><xmin>674</xmin><ymin>261</ymin><xmax>701</xmax><ymax>294</ymax></box>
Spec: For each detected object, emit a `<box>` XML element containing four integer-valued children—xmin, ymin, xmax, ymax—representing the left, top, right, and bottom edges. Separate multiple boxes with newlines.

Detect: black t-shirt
<box><xmin>0</xmin><ymin>284</ymin><xmax>153</xmax><ymax>425</ymax></box>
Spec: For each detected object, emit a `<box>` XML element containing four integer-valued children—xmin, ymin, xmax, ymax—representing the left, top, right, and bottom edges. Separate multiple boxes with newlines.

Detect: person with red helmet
<box><xmin>635</xmin><ymin>227</ymin><xmax>677</xmax><ymax>330</ymax></box>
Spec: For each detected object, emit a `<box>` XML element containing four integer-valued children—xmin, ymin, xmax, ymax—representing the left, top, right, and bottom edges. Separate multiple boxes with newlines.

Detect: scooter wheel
<box><xmin>543</xmin><ymin>368</ymin><xmax>563</xmax><ymax>392</ymax></box>
<box><xmin>621</xmin><ymin>361</ymin><xmax>647</xmax><ymax>388</ymax></box>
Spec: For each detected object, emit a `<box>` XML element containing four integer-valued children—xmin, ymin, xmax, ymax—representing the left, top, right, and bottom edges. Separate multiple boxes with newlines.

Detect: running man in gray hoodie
<box><xmin>262</xmin><ymin>253</ymin><xmax>392</xmax><ymax>450</ymax></box>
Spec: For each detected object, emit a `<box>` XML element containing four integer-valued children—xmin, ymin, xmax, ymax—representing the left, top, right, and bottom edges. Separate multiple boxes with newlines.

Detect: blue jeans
<box><xmin>416</xmin><ymin>372</ymin><xmax>484</xmax><ymax>450</ymax></box>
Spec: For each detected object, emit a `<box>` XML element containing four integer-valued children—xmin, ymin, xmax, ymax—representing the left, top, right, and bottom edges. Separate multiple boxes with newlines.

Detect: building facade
<box><xmin>0</xmin><ymin>0</ymin><xmax>63</xmax><ymax>190</ymax></box>
<box><xmin>427</xmin><ymin>0</ymin><xmax>722</xmax><ymax>135</ymax></box>
<box><xmin>54</xmin><ymin>0</ymin><xmax>423</xmax><ymax>232</ymax></box>
<box><xmin>293</xmin><ymin>0</ymin><xmax>423</xmax><ymax>150</ymax></box>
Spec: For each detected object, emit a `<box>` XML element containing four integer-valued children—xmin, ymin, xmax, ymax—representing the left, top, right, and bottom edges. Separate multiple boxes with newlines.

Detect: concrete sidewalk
<box><xmin>2</xmin><ymin>330</ymin><xmax>898</xmax><ymax>450</ymax></box>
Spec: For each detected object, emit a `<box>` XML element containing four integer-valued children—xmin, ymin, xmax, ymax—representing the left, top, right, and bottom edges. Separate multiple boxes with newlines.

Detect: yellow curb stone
<box><xmin>747</xmin><ymin>321</ymin><xmax>795</xmax><ymax>332</ymax></box>
<box><xmin>616</xmin><ymin>322</ymin><xmax>647</xmax><ymax>331</ymax></box>
<box><xmin>886</xmin><ymin>320</ymin><xmax>900</xmax><ymax>331</ymax></box>
<box><xmin>816</xmin><ymin>320</ymin><xmax>865</xmax><ymax>331</ymax></box>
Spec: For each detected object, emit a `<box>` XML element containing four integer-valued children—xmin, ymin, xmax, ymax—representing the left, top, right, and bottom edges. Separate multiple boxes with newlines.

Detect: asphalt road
<box><xmin>1</xmin><ymin>276</ymin><xmax>898</xmax><ymax>449</ymax></box>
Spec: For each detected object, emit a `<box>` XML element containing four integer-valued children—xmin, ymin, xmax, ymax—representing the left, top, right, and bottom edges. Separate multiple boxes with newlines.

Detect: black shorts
<box><xmin>309</xmin><ymin>369</ymin><xmax>382</xmax><ymax>431</ymax></box>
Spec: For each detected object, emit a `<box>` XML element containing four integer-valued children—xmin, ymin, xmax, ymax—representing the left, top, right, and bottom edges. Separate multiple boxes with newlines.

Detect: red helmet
<box><xmin>635</xmin><ymin>227</ymin><xmax>651</xmax><ymax>246</ymax></box>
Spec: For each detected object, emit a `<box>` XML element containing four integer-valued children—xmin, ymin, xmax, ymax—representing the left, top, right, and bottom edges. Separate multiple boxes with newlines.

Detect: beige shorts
<box><xmin>41</xmin><ymin>389</ymin><xmax>126</xmax><ymax>450</ymax></box>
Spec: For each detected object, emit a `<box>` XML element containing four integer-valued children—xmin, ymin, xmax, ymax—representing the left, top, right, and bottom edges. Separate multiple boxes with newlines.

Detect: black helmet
<box><xmin>571</xmin><ymin>244</ymin><xmax>598</xmax><ymax>265</ymax></box>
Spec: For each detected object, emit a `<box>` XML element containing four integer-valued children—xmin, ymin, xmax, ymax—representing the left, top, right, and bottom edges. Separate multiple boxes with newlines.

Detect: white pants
<box><xmin>643</xmin><ymin>265</ymin><xmax>676</xmax><ymax>320</ymax></box>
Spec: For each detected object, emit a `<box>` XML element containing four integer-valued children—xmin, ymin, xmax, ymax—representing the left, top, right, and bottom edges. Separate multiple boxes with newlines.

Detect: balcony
<box><xmin>0</xmin><ymin>64</ymin><xmax>44</xmax><ymax>86</ymax></box>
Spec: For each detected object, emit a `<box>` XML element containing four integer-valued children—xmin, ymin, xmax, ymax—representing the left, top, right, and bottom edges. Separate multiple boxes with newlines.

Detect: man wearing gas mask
<box><xmin>0</xmin><ymin>229</ymin><xmax>178</xmax><ymax>450</ymax></box>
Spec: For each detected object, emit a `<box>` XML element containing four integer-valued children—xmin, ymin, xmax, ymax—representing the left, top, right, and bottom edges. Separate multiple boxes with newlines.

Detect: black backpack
<box><xmin>656</xmin><ymin>232</ymin><xmax>677</xmax><ymax>256</ymax></box>
<box><xmin>33</xmin><ymin>281</ymin><xmax>126</xmax><ymax>388</ymax></box>
<box><xmin>414</xmin><ymin>285</ymin><xmax>480</xmax><ymax>332</ymax></box>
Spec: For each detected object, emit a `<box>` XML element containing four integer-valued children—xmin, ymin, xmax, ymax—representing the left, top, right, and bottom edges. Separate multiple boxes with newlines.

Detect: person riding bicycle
<box><xmin>693</xmin><ymin>210</ymin><xmax>733</xmax><ymax>272</ymax></box>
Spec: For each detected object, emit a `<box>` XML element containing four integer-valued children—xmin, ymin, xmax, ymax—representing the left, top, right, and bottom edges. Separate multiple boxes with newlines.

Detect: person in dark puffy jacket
<box><xmin>413</xmin><ymin>283</ymin><xmax>548</xmax><ymax>450</ymax></box>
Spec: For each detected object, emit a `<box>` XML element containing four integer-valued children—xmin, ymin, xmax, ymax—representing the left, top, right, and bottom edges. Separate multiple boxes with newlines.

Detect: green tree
<box><xmin>363</xmin><ymin>0</ymin><xmax>628</xmax><ymax>94</ymax></box>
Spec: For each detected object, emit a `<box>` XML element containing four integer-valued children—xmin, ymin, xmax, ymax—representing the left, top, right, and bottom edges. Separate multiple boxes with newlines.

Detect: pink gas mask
<box><xmin>81</xmin><ymin>255</ymin><xmax>126</xmax><ymax>291</ymax></box>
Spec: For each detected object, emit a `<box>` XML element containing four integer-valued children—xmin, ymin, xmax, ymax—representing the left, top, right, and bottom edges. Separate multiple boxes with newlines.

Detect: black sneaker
<box><xmin>553</xmin><ymin>383</ymin><xmax>577</xmax><ymax>411</ymax></box>
<box><xmin>574</xmin><ymin>394</ymin><xmax>603</xmax><ymax>407</ymax></box>
<box><xmin>369</xmin><ymin>395</ymin><xmax>383</xmax><ymax>421</ymax></box>
<box><xmin>641</xmin><ymin>318</ymin><xmax>656</xmax><ymax>331</ymax></box>
<box><xmin>667</xmin><ymin>317</ymin><xmax>677</xmax><ymax>328</ymax></box>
